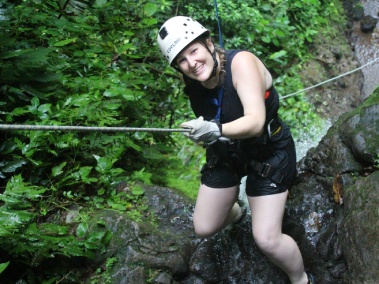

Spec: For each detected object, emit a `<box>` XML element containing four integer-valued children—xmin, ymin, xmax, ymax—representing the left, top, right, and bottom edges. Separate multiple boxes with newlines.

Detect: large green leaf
<box><xmin>0</xmin><ymin>261</ymin><xmax>10</xmax><ymax>274</ymax></box>
<box><xmin>53</xmin><ymin>38</ymin><xmax>77</xmax><ymax>47</ymax></box>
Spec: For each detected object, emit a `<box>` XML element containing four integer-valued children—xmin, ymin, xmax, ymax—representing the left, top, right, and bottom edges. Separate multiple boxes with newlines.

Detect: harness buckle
<box><xmin>250</xmin><ymin>160</ymin><xmax>285</xmax><ymax>183</ymax></box>
<box><xmin>267</xmin><ymin>119</ymin><xmax>273</xmax><ymax>139</ymax></box>
<box><xmin>259</xmin><ymin>162</ymin><xmax>272</xmax><ymax>178</ymax></box>
<box><xmin>208</xmin><ymin>156</ymin><xmax>218</xmax><ymax>168</ymax></box>
<box><xmin>267</xmin><ymin>117</ymin><xmax>282</xmax><ymax>139</ymax></box>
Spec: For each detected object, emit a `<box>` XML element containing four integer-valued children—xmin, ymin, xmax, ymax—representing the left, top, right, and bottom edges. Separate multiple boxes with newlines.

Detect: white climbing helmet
<box><xmin>157</xmin><ymin>16</ymin><xmax>209</xmax><ymax>65</ymax></box>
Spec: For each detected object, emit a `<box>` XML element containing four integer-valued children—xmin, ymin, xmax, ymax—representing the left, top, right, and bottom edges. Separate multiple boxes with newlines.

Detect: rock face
<box><xmin>341</xmin><ymin>171</ymin><xmax>379</xmax><ymax>282</ymax></box>
<box><xmin>360</xmin><ymin>15</ymin><xmax>378</xmax><ymax>33</ymax></box>
<box><xmin>290</xmin><ymin>89</ymin><xmax>379</xmax><ymax>283</ymax></box>
<box><xmin>85</xmin><ymin>89</ymin><xmax>379</xmax><ymax>284</ymax></box>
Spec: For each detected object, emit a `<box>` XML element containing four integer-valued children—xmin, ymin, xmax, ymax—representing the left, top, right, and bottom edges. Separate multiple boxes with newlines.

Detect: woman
<box><xmin>157</xmin><ymin>16</ymin><xmax>315</xmax><ymax>284</ymax></box>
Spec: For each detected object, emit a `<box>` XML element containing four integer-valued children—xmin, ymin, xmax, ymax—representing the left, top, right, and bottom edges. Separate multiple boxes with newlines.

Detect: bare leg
<box><xmin>193</xmin><ymin>184</ymin><xmax>240</xmax><ymax>237</ymax></box>
<box><xmin>248</xmin><ymin>191</ymin><xmax>308</xmax><ymax>284</ymax></box>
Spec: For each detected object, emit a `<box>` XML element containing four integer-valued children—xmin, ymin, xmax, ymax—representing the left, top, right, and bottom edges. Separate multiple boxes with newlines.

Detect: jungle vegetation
<box><xmin>0</xmin><ymin>0</ymin><xmax>343</xmax><ymax>282</ymax></box>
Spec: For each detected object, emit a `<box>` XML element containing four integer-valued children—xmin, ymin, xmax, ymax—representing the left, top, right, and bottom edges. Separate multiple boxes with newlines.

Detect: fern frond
<box><xmin>67</xmin><ymin>0</ymin><xmax>89</xmax><ymax>13</ymax></box>
<box><xmin>47</xmin><ymin>56</ymin><xmax>70</xmax><ymax>70</ymax></box>
<box><xmin>58</xmin><ymin>0</ymin><xmax>90</xmax><ymax>17</ymax></box>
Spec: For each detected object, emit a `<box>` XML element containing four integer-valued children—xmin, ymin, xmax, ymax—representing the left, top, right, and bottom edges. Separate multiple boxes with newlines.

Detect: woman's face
<box><xmin>175</xmin><ymin>41</ymin><xmax>214</xmax><ymax>82</ymax></box>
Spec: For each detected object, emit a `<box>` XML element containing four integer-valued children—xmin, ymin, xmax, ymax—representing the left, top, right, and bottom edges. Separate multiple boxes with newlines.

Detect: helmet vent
<box><xmin>159</xmin><ymin>27</ymin><xmax>168</xmax><ymax>40</ymax></box>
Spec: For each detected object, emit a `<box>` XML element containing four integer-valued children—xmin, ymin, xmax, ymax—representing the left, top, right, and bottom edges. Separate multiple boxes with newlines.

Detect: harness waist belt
<box><xmin>250</xmin><ymin>160</ymin><xmax>284</xmax><ymax>184</ymax></box>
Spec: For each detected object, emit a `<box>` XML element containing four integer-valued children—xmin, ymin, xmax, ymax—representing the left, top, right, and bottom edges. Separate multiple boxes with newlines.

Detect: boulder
<box><xmin>360</xmin><ymin>15</ymin><xmax>378</xmax><ymax>33</ymax></box>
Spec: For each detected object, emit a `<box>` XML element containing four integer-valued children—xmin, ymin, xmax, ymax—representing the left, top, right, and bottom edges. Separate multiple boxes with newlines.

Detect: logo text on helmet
<box><xmin>167</xmin><ymin>37</ymin><xmax>181</xmax><ymax>54</ymax></box>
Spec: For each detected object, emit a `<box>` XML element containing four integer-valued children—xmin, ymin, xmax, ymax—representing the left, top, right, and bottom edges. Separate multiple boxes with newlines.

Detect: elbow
<box><xmin>246</xmin><ymin>121</ymin><xmax>265</xmax><ymax>138</ymax></box>
<box><xmin>249</xmin><ymin>127</ymin><xmax>264</xmax><ymax>138</ymax></box>
<box><xmin>255</xmin><ymin>126</ymin><xmax>265</xmax><ymax>137</ymax></box>
<box><xmin>244</xmin><ymin>115</ymin><xmax>265</xmax><ymax>138</ymax></box>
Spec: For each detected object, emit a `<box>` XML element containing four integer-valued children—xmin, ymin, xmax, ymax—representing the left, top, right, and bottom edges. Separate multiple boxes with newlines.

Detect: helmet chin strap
<box><xmin>204</xmin><ymin>45</ymin><xmax>218</xmax><ymax>82</ymax></box>
<box><xmin>210</xmin><ymin>51</ymin><xmax>218</xmax><ymax>78</ymax></box>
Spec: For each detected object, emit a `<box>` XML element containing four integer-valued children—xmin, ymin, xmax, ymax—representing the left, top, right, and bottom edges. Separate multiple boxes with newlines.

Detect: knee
<box><xmin>193</xmin><ymin>211</ymin><xmax>224</xmax><ymax>238</ymax></box>
<box><xmin>194</xmin><ymin>223</ymin><xmax>218</xmax><ymax>238</ymax></box>
<box><xmin>252</xmin><ymin>230</ymin><xmax>280</xmax><ymax>256</ymax></box>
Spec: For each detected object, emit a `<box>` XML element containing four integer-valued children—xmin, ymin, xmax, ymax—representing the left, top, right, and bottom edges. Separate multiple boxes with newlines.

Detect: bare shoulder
<box><xmin>231</xmin><ymin>51</ymin><xmax>265</xmax><ymax>77</ymax></box>
<box><xmin>231</xmin><ymin>51</ymin><xmax>272</xmax><ymax>89</ymax></box>
<box><xmin>232</xmin><ymin>51</ymin><xmax>258</xmax><ymax>67</ymax></box>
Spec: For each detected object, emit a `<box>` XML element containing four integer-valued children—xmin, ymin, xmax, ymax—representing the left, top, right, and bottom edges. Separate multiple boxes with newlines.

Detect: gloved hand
<box><xmin>180</xmin><ymin>116</ymin><xmax>221</xmax><ymax>143</ymax></box>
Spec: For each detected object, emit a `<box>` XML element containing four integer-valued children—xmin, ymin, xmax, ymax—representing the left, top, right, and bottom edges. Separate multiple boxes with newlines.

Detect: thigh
<box><xmin>245</xmin><ymin>137</ymin><xmax>296</xmax><ymax>197</ymax></box>
<box><xmin>193</xmin><ymin>184</ymin><xmax>239</xmax><ymax>230</ymax></box>
<box><xmin>247</xmin><ymin>191</ymin><xmax>288</xmax><ymax>237</ymax></box>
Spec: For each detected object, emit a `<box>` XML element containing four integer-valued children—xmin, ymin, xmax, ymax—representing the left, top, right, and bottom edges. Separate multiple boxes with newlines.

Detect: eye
<box><xmin>177</xmin><ymin>57</ymin><xmax>186</xmax><ymax>65</ymax></box>
<box><xmin>191</xmin><ymin>48</ymin><xmax>198</xmax><ymax>54</ymax></box>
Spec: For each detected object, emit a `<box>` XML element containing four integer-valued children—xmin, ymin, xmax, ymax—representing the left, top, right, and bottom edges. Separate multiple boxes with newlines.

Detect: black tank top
<box><xmin>184</xmin><ymin>49</ymin><xmax>279</xmax><ymax>125</ymax></box>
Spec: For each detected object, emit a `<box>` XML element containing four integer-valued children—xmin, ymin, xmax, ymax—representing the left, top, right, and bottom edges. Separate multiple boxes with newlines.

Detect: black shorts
<box><xmin>200</xmin><ymin>121</ymin><xmax>297</xmax><ymax>197</ymax></box>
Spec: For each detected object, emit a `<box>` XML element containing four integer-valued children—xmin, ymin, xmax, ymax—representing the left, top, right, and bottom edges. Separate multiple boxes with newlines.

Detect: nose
<box><xmin>188</xmin><ymin>57</ymin><xmax>196</xmax><ymax>68</ymax></box>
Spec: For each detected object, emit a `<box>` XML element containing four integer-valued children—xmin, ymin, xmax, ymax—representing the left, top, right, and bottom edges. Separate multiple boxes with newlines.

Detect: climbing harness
<box><xmin>250</xmin><ymin>160</ymin><xmax>284</xmax><ymax>184</ymax></box>
<box><xmin>211</xmin><ymin>87</ymin><xmax>224</xmax><ymax>121</ymax></box>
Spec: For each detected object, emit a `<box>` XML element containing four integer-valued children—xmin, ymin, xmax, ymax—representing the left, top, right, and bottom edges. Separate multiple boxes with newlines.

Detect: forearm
<box><xmin>221</xmin><ymin>115</ymin><xmax>265</xmax><ymax>139</ymax></box>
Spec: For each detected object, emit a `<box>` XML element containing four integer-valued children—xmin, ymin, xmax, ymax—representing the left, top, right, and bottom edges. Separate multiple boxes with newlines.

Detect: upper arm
<box><xmin>232</xmin><ymin>51</ymin><xmax>269</xmax><ymax>130</ymax></box>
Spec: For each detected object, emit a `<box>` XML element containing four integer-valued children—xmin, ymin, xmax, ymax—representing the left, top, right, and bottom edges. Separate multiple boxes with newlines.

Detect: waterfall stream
<box><xmin>352</xmin><ymin>0</ymin><xmax>379</xmax><ymax>99</ymax></box>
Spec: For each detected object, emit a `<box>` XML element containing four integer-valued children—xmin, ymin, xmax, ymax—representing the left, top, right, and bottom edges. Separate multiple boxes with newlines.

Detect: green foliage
<box><xmin>0</xmin><ymin>0</ymin><xmax>344</xmax><ymax>282</ymax></box>
<box><xmin>163</xmin><ymin>142</ymin><xmax>204</xmax><ymax>200</ymax></box>
<box><xmin>0</xmin><ymin>0</ymin><xmax>180</xmax><ymax>281</ymax></box>
<box><xmin>0</xmin><ymin>175</ymin><xmax>111</xmax><ymax>268</ymax></box>
<box><xmin>185</xmin><ymin>0</ymin><xmax>338</xmax><ymax>67</ymax></box>
<box><xmin>90</xmin><ymin>257</ymin><xmax>118</xmax><ymax>284</ymax></box>
<box><xmin>0</xmin><ymin>262</ymin><xmax>9</xmax><ymax>274</ymax></box>
<box><xmin>274</xmin><ymin>68</ymin><xmax>325</xmax><ymax>138</ymax></box>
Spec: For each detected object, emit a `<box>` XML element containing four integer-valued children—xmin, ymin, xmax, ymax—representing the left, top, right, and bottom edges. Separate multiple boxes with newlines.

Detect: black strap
<box><xmin>250</xmin><ymin>160</ymin><xmax>284</xmax><ymax>184</ymax></box>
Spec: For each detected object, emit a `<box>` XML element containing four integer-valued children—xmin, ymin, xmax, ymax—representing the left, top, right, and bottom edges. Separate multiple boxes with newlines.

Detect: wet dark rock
<box><xmin>329</xmin><ymin>262</ymin><xmax>348</xmax><ymax>279</ymax></box>
<box><xmin>289</xmin><ymin>89</ymin><xmax>379</xmax><ymax>283</ymax></box>
<box><xmin>352</xmin><ymin>3</ymin><xmax>364</xmax><ymax>21</ymax></box>
<box><xmin>340</xmin><ymin>106</ymin><xmax>379</xmax><ymax>162</ymax></box>
<box><xmin>316</xmin><ymin>223</ymin><xmax>338</xmax><ymax>260</ymax></box>
<box><xmin>339</xmin><ymin>171</ymin><xmax>379</xmax><ymax>282</ymax></box>
<box><xmin>360</xmin><ymin>15</ymin><xmax>378</xmax><ymax>33</ymax></box>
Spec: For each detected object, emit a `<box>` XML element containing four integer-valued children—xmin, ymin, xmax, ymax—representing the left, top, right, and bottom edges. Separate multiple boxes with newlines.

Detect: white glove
<box><xmin>180</xmin><ymin>116</ymin><xmax>221</xmax><ymax>143</ymax></box>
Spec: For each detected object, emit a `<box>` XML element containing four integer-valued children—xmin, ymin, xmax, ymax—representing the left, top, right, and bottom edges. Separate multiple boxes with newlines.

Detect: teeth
<box><xmin>194</xmin><ymin>65</ymin><xmax>202</xmax><ymax>73</ymax></box>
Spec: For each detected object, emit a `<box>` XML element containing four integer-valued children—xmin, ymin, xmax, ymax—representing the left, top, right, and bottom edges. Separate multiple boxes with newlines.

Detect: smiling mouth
<box><xmin>193</xmin><ymin>64</ymin><xmax>204</xmax><ymax>75</ymax></box>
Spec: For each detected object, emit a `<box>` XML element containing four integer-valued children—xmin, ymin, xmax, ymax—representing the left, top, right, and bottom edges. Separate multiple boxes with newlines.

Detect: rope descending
<box><xmin>0</xmin><ymin>124</ymin><xmax>190</xmax><ymax>132</ymax></box>
<box><xmin>281</xmin><ymin>56</ymin><xmax>379</xmax><ymax>99</ymax></box>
